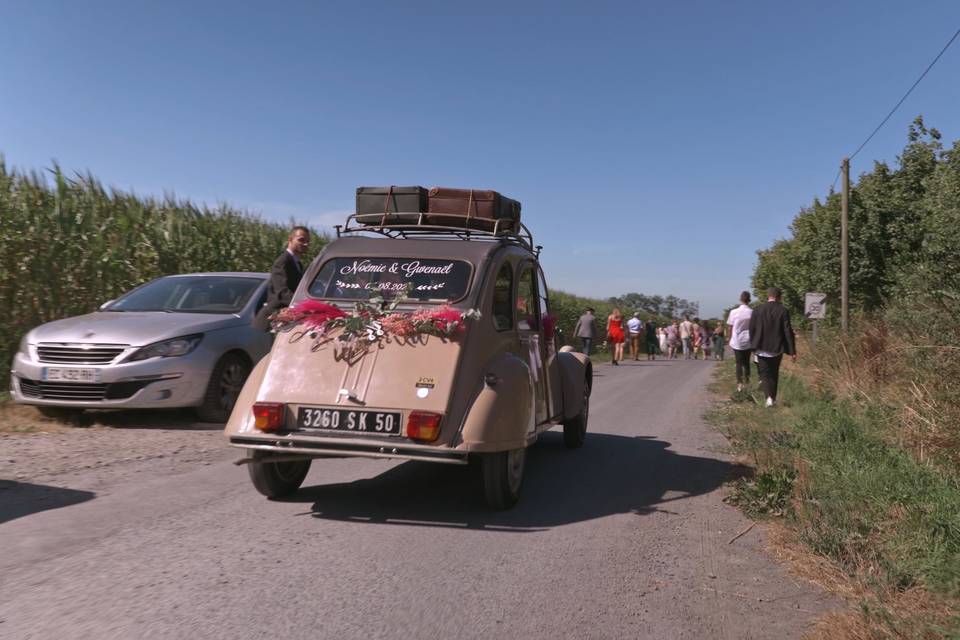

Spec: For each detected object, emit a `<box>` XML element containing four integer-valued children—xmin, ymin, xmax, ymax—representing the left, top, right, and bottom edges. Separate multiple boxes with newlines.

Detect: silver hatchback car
<box><xmin>10</xmin><ymin>272</ymin><xmax>272</xmax><ymax>422</ymax></box>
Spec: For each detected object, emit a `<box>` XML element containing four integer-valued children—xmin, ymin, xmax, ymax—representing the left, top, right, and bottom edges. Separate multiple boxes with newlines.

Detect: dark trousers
<box><xmin>756</xmin><ymin>354</ymin><xmax>783</xmax><ymax>401</ymax></box>
<box><xmin>733</xmin><ymin>348</ymin><xmax>752</xmax><ymax>383</ymax></box>
<box><xmin>580</xmin><ymin>337</ymin><xmax>593</xmax><ymax>355</ymax></box>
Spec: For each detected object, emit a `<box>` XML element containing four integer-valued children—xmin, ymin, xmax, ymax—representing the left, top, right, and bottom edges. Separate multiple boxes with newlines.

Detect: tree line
<box><xmin>752</xmin><ymin>116</ymin><xmax>959</xmax><ymax>325</ymax></box>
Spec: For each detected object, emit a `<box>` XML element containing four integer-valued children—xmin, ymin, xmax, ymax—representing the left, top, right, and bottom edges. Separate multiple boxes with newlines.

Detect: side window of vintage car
<box><xmin>492</xmin><ymin>263</ymin><xmax>513</xmax><ymax>331</ymax></box>
<box><xmin>516</xmin><ymin>262</ymin><xmax>539</xmax><ymax>331</ymax></box>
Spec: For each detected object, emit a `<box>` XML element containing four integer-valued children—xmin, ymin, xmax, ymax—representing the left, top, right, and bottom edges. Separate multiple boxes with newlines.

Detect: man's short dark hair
<box><xmin>289</xmin><ymin>225</ymin><xmax>310</xmax><ymax>239</ymax></box>
<box><xmin>684</xmin><ymin>314</ymin><xmax>690</xmax><ymax>320</ymax></box>
<box><xmin>740</xmin><ymin>291</ymin><xmax>751</xmax><ymax>304</ymax></box>
<box><xmin>586</xmin><ymin>307</ymin><xmax>594</xmax><ymax>313</ymax></box>
<box><xmin>767</xmin><ymin>287</ymin><xmax>782</xmax><ymax>300</ymax></box>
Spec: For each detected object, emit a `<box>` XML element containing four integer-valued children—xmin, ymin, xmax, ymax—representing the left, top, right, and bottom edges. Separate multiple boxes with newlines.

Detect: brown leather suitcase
<box><xmin>355</xmin><ymin>186</ymin><xmax>428</xmax><ymax>225</ymax></box>
<box><xmin>426</xmin><ymin>187</ymin><xmax>521</xmax><ymax>230</ymax></box>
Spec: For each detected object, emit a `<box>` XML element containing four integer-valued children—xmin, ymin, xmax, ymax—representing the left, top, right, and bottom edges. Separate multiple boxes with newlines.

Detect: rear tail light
<box><xmin>252</xmin><ymin>402</ymin><xmax>285</xmax><ymax>432</ymax></box>
<box><xmin>405</xmin><ymin>411</ymin><xmax>443</xmax><ymax>442</ymax></box>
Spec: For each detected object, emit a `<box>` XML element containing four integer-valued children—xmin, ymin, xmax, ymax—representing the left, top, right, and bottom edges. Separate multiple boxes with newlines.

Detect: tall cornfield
<box><xmin>0</xmin><ymin>160</ymin><xmax>327</xmax><ymax>390</ymax></box>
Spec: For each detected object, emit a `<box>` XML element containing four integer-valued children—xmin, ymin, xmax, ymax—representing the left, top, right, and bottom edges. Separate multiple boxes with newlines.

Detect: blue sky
<box><xmin>2</xmin><ymin>1</ymin><xmax>959</xmax><ymax>317</ymax></box>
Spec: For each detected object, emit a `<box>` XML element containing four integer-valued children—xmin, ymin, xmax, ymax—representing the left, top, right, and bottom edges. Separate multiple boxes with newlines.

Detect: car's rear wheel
<box><xmin>562</xmin><ymin>381</ymin><xmax>590</xmax><ymax>448</ymax></box>
<box><xmin>247</xmin><ymin>455</ymin><xmax>312</xmax><ymax>498</ymax></box>
<box><xmin>481</xmin><ymin>447</ymin><xmax>526</xmax><ymax>509</ymax></box>
<box><xmin>196</xmin><ymin>353</ymin><xmax>250</xmax><ymax>423</ymax></box>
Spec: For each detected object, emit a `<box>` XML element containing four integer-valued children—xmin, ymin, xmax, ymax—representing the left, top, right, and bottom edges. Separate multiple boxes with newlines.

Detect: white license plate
<box><xmin>42</xmin><ymin>367</ymin><xmax>101</xmax><ymax>383</ymax></box>
<box><xmin>296</xmin><ymin>407</ymin><xmax>402</xmax><ymax>436</ymax></box>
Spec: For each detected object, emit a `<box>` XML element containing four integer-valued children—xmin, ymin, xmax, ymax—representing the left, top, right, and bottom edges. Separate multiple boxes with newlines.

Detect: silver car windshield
<box><xmin>308</xmin><ymin>258</ymin><xmax>472</xmax><ymax>302</ymax></box>
<box><xmin>105</xmin><ymin>276</ymin><xmax>263</xmax><ymax>314</ymax></box>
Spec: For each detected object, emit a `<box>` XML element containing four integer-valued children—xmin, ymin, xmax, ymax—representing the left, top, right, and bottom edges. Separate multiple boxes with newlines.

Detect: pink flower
<box><xmin>429</xmin><ymin>306</ymin><xmax>462</xmax><ymax>326</ymax></box>
<box><xmin>288</xmin><ymin>300</ymin><xmax>346</xmax><ymax>329</ymax></box>
<box><xmin>380</xmin><ymin>313</ymin><xmax>417</xmax><ymax>337</ymax></box>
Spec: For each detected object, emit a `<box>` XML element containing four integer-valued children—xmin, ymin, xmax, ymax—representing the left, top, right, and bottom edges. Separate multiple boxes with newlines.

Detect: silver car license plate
<box><xmin>296</xmin><ymin>407</ymin><xmax>402</xmax><ymax>436</ymax></box>
<box><xmin>42</xmin><ymin>367</ymin><xmax>101</xmax><ymax>383</ymax></box>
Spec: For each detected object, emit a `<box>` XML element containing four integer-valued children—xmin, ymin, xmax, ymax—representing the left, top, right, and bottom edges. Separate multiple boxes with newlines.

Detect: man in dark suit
<box><xmin>254</xmin><ymin>226</ymin><xmax>310</xmax><ymax>331</ymax></box>
<box><xmin>748</xmin><ymin>287</ymin><xmax>796</xmax><ymax>407</ymax></box>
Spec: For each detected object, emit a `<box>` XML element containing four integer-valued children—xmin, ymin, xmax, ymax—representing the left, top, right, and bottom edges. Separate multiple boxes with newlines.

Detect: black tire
<box><xmin>562</xmin><ymin>380</ymin><xmax>590</xmax><ymax>448</ymax></box>
<box><xmin>481</xmin><ymin>447</ymin><xmax>526</xmax><ymax>509</ymax></box>
<box><xmin>37</xmin><ymin>406</ymin><xmax>84</xmax><ymax>420</ymax></box>
<box><xmin>247</xmin><ymin>456</ymin><xmax>312</xmax><ymax>498</ymax></box>
<box><xmin>196</xmin><ymin>353</ymin><xmax>250</xmax><ymax>423</ymax></box>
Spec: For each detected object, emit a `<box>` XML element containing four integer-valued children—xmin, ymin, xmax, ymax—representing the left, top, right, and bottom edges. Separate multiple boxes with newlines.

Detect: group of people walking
<box><xmin>572</xmin><ymin>287</ymin><xmax>796</xmax><ymax>407</ymax></box>
<box><xmin>574</xmin><ymin>308</ymin><xmax>727</xmax><ymax>365</ymax></box>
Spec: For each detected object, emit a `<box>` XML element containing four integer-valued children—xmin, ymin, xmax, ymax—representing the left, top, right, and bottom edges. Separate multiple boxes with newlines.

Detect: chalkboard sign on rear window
<box><xmin>308</xmin><ymin>258</ymin><xmax>473</xmax><ymax>302</ymax></box>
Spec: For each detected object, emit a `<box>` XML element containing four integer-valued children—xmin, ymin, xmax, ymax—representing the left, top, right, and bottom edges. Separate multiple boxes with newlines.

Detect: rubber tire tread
<box><xmin>248</xmin><ymin>458</ymin><xmax>312</xmax><ymax>498</ymax></box>
<box><xmin>481</xmin><ymin>450</ymin><xmax>523</xmax><ymax>510</ymax></box>
<box><xmin>196</xmin><ymin>353</ymin><xmax>249</xmax><ymax>423</ymax></box>
<box><xmin>562</xmin><ymin>382</ymin><xmax>589</xmax><ymax>448</ymax></box>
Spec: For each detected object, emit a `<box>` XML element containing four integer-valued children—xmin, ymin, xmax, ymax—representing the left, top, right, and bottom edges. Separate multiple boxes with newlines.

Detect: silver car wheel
<box><xmin>218</xmin><ymin>360</ymin><xmax>247</xmax><ymax>412</ymax></box>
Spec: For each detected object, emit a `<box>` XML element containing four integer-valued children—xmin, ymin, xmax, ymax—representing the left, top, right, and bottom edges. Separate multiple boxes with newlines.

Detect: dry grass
<box><xmin>710</xmin><ymin>359</ymin><xmax>960</xmax><ymax>639</ymax></box>
<box><xmin>0</xmin><ymin>403</ymin><xmax>72</xmax><ymax>434</ymax></box>
<box><xmin>800</xmin><ymin>321</ymin><xmax>960</xmax><ymax>477</ymax></box>
<box><xmin>767</xmin><ymin>525</ymin><xmax>956</xmax><ymax>640</ymax></box>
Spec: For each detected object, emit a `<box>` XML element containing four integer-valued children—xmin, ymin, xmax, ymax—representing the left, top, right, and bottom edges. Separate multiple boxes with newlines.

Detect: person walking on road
<box><xmin>726</xmin><ymin>291</ymin><xmax>754</xmax><ymax>392</ymax></box>
<box><xmin>749</xmin><ymin>287</ymin><xmax>797</xmax><ymax>407</ymax></box>
<box><xmin>679</xmin><ymin>315</ymin><xmax>694</xmax><ymax>359</ymax></box>
<box><xmin>666</xmin><ymin>320</ymin><xmax>680</xmax><ymax>359</ymax></box>
<box><xmin>626</xmin><ymin>312</ymin><xmax>643</xmax><ymax>361</ymax></box>
<box><xmin>712</xmin><ymin>321</ymin><xmax>725</xmax><ymax>360</ymax></box>
<box><xmin>573</xmin><ymin>308</ymin><xmax>598</xmax><ymax>355</ymax></box>
<box><xmin>254</xmin><ymin>226</ymin><xmax>311</xmax><ymax>331</ymax></box>
<box><xmin>607</xmin><ymin>308</ymin><xmax>626</xmax><ymax>365</ymax></box>
<box><xmin>657</xmin><ymin>326</ymin><xmax>668</xmax><ymax>356</ymax></box>
<box><xmin>644</xmin><ymin>319</ymin><xmax>659</xmax><ymax>360</ymax></box>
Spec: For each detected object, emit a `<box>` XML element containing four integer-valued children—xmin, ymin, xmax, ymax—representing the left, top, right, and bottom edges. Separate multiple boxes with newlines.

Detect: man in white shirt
<box><xmin>726</xmin><ymin>291</ymin><xmax>753</xmax><ymax>392</ymax></box>
<box><xmin>626</xmin><ymin>312</ymin><xmax>643</xmax><ymax>361</ymax></box>
<box><xmin>679</xmin><ymin>315</ymin><xmax>694</xmax><ymax>359</ymax></box>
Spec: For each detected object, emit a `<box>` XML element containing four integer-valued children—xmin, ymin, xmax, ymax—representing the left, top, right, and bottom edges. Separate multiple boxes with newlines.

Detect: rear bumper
<box><xmin>229</xmin><ymin>434</ymin><xmax>469</xmax><ymax>465</ymax></box>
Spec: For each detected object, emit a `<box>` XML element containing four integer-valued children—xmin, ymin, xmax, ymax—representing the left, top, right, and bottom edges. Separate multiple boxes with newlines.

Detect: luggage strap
<box><xmin>380</xmin><ymin>185</ymin><xmax>394</xmax><ymax>226</ymax></box>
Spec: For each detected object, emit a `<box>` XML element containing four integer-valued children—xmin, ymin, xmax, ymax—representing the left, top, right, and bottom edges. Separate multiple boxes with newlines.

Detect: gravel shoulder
<box><xmin>0</xmin><ymin>406</ymin><xmax>234</xmax><ymax>524</ymax></box>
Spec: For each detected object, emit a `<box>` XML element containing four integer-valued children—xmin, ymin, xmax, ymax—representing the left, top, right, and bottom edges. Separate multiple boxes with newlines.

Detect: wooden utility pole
<box><xmin>841</xmin><ymin>157</ymin><xmax>849</xmax><ymax>332</ymax></box>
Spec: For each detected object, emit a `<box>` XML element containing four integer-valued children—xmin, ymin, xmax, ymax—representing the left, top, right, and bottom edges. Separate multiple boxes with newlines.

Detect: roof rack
<box><xmin>336</xmin><ymin>212</ymin><xmax>536</xmax><ymax>253</ymax></box>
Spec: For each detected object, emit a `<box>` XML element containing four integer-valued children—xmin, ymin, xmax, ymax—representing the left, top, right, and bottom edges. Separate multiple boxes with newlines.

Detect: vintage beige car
<box><xmin>225</xmin><ymin>213</ymin><xmax>592</xmax><ymax>508</ymax></box>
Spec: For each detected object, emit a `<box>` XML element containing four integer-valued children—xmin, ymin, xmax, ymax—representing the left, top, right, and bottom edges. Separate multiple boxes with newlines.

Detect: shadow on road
<box><xmin>286</xmin><ymin>431</ymin><xmax>748</xmax><ymax>532</ymax></box>
<box><xmin>0</xmin><ymin>480</ymin><xmax>95</xmax><ymax>524</ymax></box>
<box><xmin>46</xmin><ymin>408</ymin><xmax>221</xmax><ymax>431</ymax></box>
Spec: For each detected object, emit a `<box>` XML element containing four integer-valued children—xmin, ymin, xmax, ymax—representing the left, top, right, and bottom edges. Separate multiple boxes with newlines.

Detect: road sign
<box><xmin>805</xmin><ymin>292</ymin><xmax>827</xmax><ymax>319</ymax></box>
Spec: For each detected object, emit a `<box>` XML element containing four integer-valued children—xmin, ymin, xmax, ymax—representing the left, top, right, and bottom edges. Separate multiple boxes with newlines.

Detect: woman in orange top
<box><xmin>607</xmin><ymin>308</ymin><xmax>626</xmax><ymax>365</ymax></box>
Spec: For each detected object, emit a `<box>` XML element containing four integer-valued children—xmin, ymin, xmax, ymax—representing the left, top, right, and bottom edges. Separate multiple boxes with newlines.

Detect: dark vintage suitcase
<box><xmin>355</xmin><ymin>186</ymin><xmax>428</xmax><ymax>224</ymax></box>
<box><xmin>426</xmin><ymin>187</ymin><xmax>521</xmax><ymax>230</ymax></box>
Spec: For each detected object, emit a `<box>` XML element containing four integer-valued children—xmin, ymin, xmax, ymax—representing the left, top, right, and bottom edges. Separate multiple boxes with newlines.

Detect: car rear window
<box><xmin>308</xmin><ymin>258</ymin><xmax>473</xmax><ymax>302</ymax></box>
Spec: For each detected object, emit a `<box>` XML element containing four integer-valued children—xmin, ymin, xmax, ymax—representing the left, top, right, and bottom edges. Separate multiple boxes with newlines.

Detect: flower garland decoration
<box><xmin>270</xmin><ymin>295</ymin><xmax>481</xmax><ymax>361</ymax></box>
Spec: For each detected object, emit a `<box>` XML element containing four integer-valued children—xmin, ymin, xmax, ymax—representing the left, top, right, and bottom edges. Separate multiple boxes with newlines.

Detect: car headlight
<box><xmin>125</xmin><ymin>334</ymin><xmax>203</xmax><ymax>362</ymax></box>
<box><xmin>18</xmin><ymin>335</ymin><xmax>31</xmax><ymax>357</ymax></box>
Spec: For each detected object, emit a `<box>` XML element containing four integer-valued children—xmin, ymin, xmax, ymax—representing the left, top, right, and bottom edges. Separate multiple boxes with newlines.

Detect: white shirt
<box><xmin>626</xmin><ymin>317</ymin><xmax>642</xmax><ymax>334</ymax></box>
<box><xmin>726</xmin><ymin>304</ymin><xmax>752</xmax><ymax>350</ymax></box>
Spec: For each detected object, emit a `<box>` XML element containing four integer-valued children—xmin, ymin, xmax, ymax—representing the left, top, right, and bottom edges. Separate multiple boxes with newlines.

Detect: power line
<box><xmin>847</xmin><ymin>27</ymin><xmax>960</xmax><ymax>162</ymax></box>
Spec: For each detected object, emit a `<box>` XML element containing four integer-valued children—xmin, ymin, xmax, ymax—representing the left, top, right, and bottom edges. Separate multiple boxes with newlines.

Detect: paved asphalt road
<box><xmin>0</xmin><ymin>358</ymin><xmax>833</xmax><ymax>639</ymax></box>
